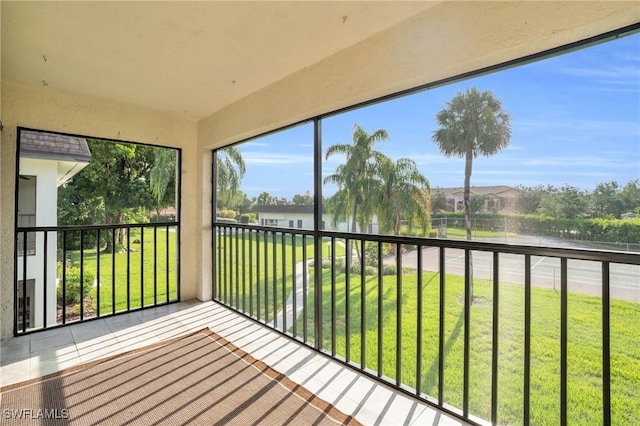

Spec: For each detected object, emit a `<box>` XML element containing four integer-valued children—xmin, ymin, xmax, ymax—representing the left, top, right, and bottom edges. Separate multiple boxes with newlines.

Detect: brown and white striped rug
<box><xmin>0</xmin><ymin>329</ymin><xmax>360</xmax><ymax>426</ymax></box>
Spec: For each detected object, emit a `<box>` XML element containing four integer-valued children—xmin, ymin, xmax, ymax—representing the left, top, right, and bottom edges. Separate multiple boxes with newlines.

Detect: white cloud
<box><xmin>242</xmin><ymin>152</ymin><xmax>312</xmax><ymax>166</ymax></box>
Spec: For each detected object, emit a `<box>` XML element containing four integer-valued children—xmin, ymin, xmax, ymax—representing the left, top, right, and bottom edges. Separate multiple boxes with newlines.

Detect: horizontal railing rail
<box><xmin>14</xmin><ymin>222</ymin><xmax>180</xmax><ymax>335</ymax></box>
<box><xmin>213</xmin><ymin>221</ymin><xmax>639</xmax><ymax>426</ymax></box>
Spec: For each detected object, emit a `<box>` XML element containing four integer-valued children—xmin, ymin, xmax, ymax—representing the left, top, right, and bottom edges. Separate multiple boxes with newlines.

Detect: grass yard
<box><xmin>293</xmin><ymin>269</ymin><xmax>638</xmax><ymax>425</ymax></box>
<box><xmin>62</xmin><ymin>226</ymin><xmax>179</xmax><ymax>315</ymax></box>
<box><xmin>215</xmin><ymin>233</ymin><xmax>346</xmax><ymax>324</ymax></box>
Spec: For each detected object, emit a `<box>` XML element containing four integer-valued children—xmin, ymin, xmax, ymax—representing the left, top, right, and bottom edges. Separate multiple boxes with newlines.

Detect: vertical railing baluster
<box><xmin>23</xmin><ymin>229</ymin><xmax>29</xmax><ymax>331</ymax></box>
<box><xmin>140</xmin><ymin>227</ymin><xmax>144</xmax><ymax>309</ymax></box>
<box><xmin>561</xmin><ymin>258</ymin><xmax>568</xmax><ymax>426</ymax></box>
<box><xmin>463</xmin><ymin>249</ymin><xmax>471</xmax><ymax>417</ymax></box>
<box><xmin>264</xmin><ymin>230</ymin><xmax>269</xmax><ymax>323</ymax></box>
<box><xmin>212</xmin><ymin>226</ymin><xmax>217</xmax><ymax>300</ymax></box>
<box><xmin>63</xmin><ymin>231</ymin><xmax>68</xmax><ymax>325</ymax></box>
<box><xmin>377</xmin><ymin>241</ymin><xmax>383</xmax><ymax>378</ymax></box>
<box><xmin>361</xmin><ymin>239</ymin><xmax>366</xmax><ymax>370</ymax></box>
<box><xmin>256</xmin><ymin>231</ymin><xmax>261</xmax><ymax>321</ymax></box>
<box><xmin>43</xmin><ymin>231</ymin><xmax>48</xmax><ymax>328</ymax></box>
<box><xmin>439</xmin><ymin>246</ymin><xmax>445</xmax><ymax>405</ymax></box>
<box><xmin>273</xmin><ymin>230</ymin><xmax>277</xmax><ymax>328</ymax></box>
<box><xmin>236</xmin><ymin>227</ymin><xmax>240</xmax><ymax>309</ymax></box>
<box><xmin>242</xmin><ymin>228</ymin><xmax>246</xmax><ymax>313</ymax></box>
<box><xmin>524</xmin><ymin>254</ymin><xmax>532</xmax><ymax>425</ymax></box>
<box><xmin>153</xmin><ymin>226</ymin><xmax>158</xmax><ymax>306</ymax></box>
<box><xmin>396</xmin><ymin>243</ymin><xmax>403</xmax><ymax>386</ymax></box>
<box><xmin>97</xmin><ymin>229</ymin><xmax>101</xmax><ymax>317</ymax></box>
<box><xmin>224</xmin><ymin>227</ymin><xmax>229</xmax><ymax>304</ymax></box>
<box><xmin>491</xmin><ymin>251</ymin><xmax>500</xmax><ymax>425</ymax></box>
<box><xmin>112</xmin><ymin>228</ymin><xmax>116</xmax><ymax>314</ymax></box>
<box><xmin>302</xmin><ymin>235</ymin><xmax>308</xmax><ymax>343</ymax></box>
<box><xmin>229</xmin><ymin>227</ymin><xmax>234</xmax><ymax>306</ymax></box>
<box><xmin>602</xmin><ymin>261</ymin><xmax>611</xmax><ymax>426</ymax></box>
<box><xmin>216</xmin><ymin>227</ymin><xmax>221</xmax><ymax>302</ymax></box>
<box><xmin>249</xmin><ymin>230</ymin><xmax>254</xmax><ymax>317</ymax></box>
<box><xmin>282</xmin><ymin>232</ymin><xmax>287</xmax><ymax>333</ymax></box>
<box><xmin>331</xmin><ymin>237</ymin><xmax>336</xmax><ymax>356</ymax></box>
<box><xmin>346</xmin><ymin>237</ymin><xmax>351</xmax><ymax>362</ymax></box>
<box><xmin>292</xmin><ymin>234</ymin><xmax>297</xmax><ymax>337</ymax></box>
<box><xmin>416</xmin><ymin>244</ymin><xmax>423</xmax><ymax>396</ymax></box>
<box><xmin>165</xmin><ymin>225</ymin><xmax>170</xmax><ymax>303</ymax></box>
<box><xmin>80</xmin><ymin>230</ymin><xmax>84</xmax><ymax>320</ymax></box>
<box><xmin>127</xmin><ymin>228</ymin><xmax>131</xmax><ymax>311</ymax></box>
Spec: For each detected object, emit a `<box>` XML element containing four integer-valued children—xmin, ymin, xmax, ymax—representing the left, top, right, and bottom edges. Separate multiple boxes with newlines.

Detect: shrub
<box><xmin>382</xmin><ymin>264</ymin><xmax>397</xmax><ymax>276</ymax></box>
<box><xmin>57</xmin><ymin>266</ymin><xmax>94</xmax><ymax>305</ymax></box>
<box><xmin>239</xmin><ymin>213</ymin><xmax>257</xmax><ymax>224</ymax></box>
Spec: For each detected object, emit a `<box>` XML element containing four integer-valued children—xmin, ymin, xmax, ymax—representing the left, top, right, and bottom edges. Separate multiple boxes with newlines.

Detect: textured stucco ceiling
<box><xmin>1</xmin><ymin>1</ymin><xmax>437</xmax><ymax>120</ymax></box>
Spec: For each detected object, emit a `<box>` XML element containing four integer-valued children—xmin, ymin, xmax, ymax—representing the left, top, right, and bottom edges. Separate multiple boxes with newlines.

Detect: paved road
<box><xmin>394</xmin><ymin>246</ymin><xmax>639</xmax><ymax>302</ymax></box>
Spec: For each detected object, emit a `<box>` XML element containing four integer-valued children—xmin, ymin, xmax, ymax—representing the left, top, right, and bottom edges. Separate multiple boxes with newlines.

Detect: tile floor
<box><xmin>0</xmin><ymin>300</ymin><xmax>472</xmax><ymax>425</ymax></box>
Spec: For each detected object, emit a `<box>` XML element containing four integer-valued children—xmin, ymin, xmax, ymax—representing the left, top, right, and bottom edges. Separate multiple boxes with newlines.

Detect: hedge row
<box><xmin>432</xmin><ymin>213</ymin><xmax>640</xmax><ymax>243</ymax></box>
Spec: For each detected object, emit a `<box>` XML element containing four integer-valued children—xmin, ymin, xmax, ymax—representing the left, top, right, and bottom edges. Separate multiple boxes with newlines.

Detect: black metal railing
<box><xmin>16</xmin><ymin>214</ymin><xmax>36</xmax><ymax>256</ymax></box>
<box><xmin>213</xmin><ymin>222</ymin><xmax>640</xmax><ymax>426</ymax></box>
<box><xmin>14</xmin><ymin>222</ymin><xmax>180</xmax><ymax>335</ymax></box>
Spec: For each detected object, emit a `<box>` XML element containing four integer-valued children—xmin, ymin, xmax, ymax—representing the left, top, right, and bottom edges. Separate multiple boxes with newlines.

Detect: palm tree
<box><xmin>432</xmin><ymin>87</ymin><xmax>511</xmax><ymax>240</ymax></box>
<box><xmin>432</xmin><ymin>87</ymin><xmax>511</xmax><ymax>300</ymax></box>
<box><xmin>374</xmin><ymin>157</ymin><xmax>430</xmax><ymax>236</ymax></box>
<box><xmin>150</xmin><ymin>148</ymin><xmax>177</xmax><ymax>208</ymax></box>
<box><xmin>216</xmin><ymin>146</ymin><xmax>246</xmax><ymax>209</ymax></box>
<box><xmin>324</xmin><ymin>124</ymin><xmax>389</xmax><ymax>233</ymax></box>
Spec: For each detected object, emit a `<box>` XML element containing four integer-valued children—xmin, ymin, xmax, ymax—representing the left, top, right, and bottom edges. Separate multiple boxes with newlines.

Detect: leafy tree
<box><xmin>149</xmin><ymin>148</ymin><xmax>177</xmax><ymax>215</ymax></box>
<box><xmin>324</xmin><ymin>124</ymin><xmax>390</xmax><ymax>233</ymax></box>
<box><xmin>216</xmin><ymin>146</ymin><xmax>246</xmax><ymax>209</ymax></box>
<box><xmin>431</xmin><ymin>189</ymin><xmax>451</xmax><ymax>213</ymax></box>
<box><xmin>432</xmin><ymin>87</ymin><xmax>511</xmax><ymax>300</ymax></box>
<box><xmin>620</xmin><ymin>179</ymin><xmax>640</xmax><ymax>215</ymax></box>
<box><xmin>539</xmin><ymin>185</ymin><xmax>588</xmax><ymax>219</ymax></box>
<box><xmin>292</xmin><ymin>191</ymin><xmax>314</xmax><ymax>205</ymax></box>
<box><xmin>254</xmin><ymin>192</ymin><xmax>287</xmax><ymax>206</ymax></box>
<box><xmin>373</xmin><ymin>157</ymin><xmax>430</xmax><ymax>236</ymax></box>
<box><xmin>590</xmin><ymin>181</ymin><xmax>623</xmax><ymax>218</ymax></box>
<box><xmin>58</xmin><ymin>140</ymin><xmax>156</xmax><ymax>252</ymax></box>
<box><xmin>515</xmin><ymin>184</ymin><xmax>549</xmax><ymax>214</ymax></box>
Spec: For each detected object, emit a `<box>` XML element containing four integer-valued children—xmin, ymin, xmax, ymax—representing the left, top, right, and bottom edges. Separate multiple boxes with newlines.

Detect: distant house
<box><xmin>437</xmin><ymin>185</ymin><xmax>520</xmax><ymax>214</ymax></box>
<box><xmin>17</xmin><ymin>130</ymin><xmax>91</xmax><ymax>330</ymax></box>
<box><xmin>150</xmin><ymin>206</ymin><xmax>177</xmax><ymax>222</ymax></box>
<box><xmin>252</xmin><ymin>204</ymin><xmax>379</xmax><ymax>233</ymax></box>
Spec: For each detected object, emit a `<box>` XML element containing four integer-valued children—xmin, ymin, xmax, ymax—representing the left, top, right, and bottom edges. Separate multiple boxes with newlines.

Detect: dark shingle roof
<box><xmin>20</xmin><ymin>130</ymin><xmax>91</xmax><ymax>163</ymax></box>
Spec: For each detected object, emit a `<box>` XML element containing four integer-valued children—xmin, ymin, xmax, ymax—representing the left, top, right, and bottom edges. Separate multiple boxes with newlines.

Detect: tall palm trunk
<box><xmin>464</xmin><ymin>148</ymin><xmax>474</xmax><ymax>301</ymax></box>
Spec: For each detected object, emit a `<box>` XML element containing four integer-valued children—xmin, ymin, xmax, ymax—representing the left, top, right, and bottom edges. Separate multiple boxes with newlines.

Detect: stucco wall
<box><xmin>17</xmin><ymin>158</ymin><xmax>59</xmax><ymax>328</ymax></box>
<box><xmin>0</xmin><ymin>82</ymin><xmax>200</xmax><ymax>338</ymax></box>
<box><xmin>199</xmin><ymin>1</ymin><xmax>638</xmax><ymax>150</ymax></box>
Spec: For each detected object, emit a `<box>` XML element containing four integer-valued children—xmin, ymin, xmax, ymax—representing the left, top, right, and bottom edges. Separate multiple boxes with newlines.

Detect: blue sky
<box><xmin>234</xmin><ymin>32</ymin><xmax>640</xmax><ymax>200</ymax></box>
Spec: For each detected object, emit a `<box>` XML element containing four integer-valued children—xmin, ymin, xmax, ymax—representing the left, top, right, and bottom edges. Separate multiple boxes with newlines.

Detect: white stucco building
<box><xmin>253</xmin><ymin>204</ymin><xmax>379</xmax><ymax>234</ymax></box>
<box><xmin>16</xmin><ymin>130</ymin><xmax>91</xmax><ymax>330</ymax></box>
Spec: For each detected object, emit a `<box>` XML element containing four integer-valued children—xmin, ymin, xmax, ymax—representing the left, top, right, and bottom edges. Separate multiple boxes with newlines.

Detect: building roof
<box><xmin>20</xmin><ymin>130</ymin><xmax>91</xmax><ymax>163</ymax></box>
<box><xmin>436</xmin><ymin>186</ymin><xmax>519</xmax><ymax>198</ymax></box>
<box><xmin>252</xmin><ymin>204</ymin><xmax>315</xmax><ymax>214</ymax></box>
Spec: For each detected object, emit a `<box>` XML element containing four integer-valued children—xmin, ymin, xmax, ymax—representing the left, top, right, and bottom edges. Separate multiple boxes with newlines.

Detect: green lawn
<box><xmin>215</xmin><ymin>233</ymin><xmax>345</xmax><ymax>324</ymax></box>
<box><xmin>62</xmin><ymin>227</ymin><xmax>179</xmax><ymax>314</ymax></box>
<box><xmin>292</xmin><ymin>269</ymin><xmax>638</xmax><ymax>425</ymax></box>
